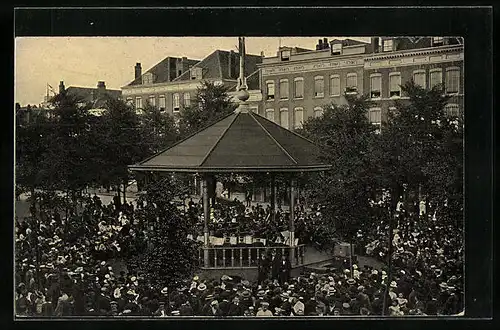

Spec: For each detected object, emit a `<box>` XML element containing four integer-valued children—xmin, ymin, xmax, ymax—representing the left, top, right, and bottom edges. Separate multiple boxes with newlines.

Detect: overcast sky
<box><xmin>15</xmin><ymin>37</ymin><xmax>370</xmax><ymax>106</ymax></box>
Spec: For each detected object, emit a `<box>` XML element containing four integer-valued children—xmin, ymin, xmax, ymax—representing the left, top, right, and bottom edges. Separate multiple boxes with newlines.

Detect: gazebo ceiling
<box><xmin>129</xmin><ymin>110</ymin><xmax>331</xmax><ymax>173</ymax></box>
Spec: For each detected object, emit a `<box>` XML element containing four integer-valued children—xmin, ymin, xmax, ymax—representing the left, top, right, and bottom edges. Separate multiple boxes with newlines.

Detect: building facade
<box><xmin>121</xmin><ymin>51</ymin><xmax>263</xmax><ymax>117</ymax></box>
<box><xmin>257</xmin><ymin>37</ymin><xmax>464</xmax><ymax>131</ymax></box>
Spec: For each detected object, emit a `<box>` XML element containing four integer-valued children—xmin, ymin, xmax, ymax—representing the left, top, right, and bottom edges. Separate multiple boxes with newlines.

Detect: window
<box><xmin>413</xmin><ymin>70</ymin><xmax>427</xmax><ymax>88</ymax></box>
<box><xmin>280</xmin><ymin>108</ymin><xmax>289</xmax><ymax>129</ymax></box>
<box><xmin>126</xmin><ymin>98</ymin><xmax>134</xmax><ymax>107</ymax></box>
<box><xmin>173</xmin><ymin>93</ymin><xmax>180</xmax><ymax>111</ymax></box>
<box><xmin>330</xmin><ymin>75</ymin><xmax>340</xmax><ymax>96</ymax></box>
<box><xmin>369</xmin><ymin>108</ymin><xmax>382</xmax><ymax>134</ymax></box>
<box><xmin>346</xmin><ymin>73</ymin><xmax>358</xmax><ymax>93</ymax></box>
<box><xmin>142</xmin><ymin>72</ymin><xmax>153</xmax><ymax>85</ymax></box>
<box><xmin>389</xmin><ymin>73</ymin><xmax>401</xmax><ymax>97</ymax></box>
<box><xmin>370</xmin><ymin>74</ymin><xmax>382</xmax><ymax>98</ymax></box>
<box><xmin>266</xmin><ymin>109</ymin><xmax>275</xmax><ymax>122</ymax></box>
<box><xmin>159</xmin><ymin>95</ymin><xmax>166</xmax><ymax>111</ymax></box>
<box><xmin>135</xmin><ymin>97</ymin><xmax>143</xmax><ymax>109</ymax></box>
<box><xmin>280</xmin><ymin>79</ymin><xmax>289</xmax><ymax>100</ymax></box>
<box><xmin>432</xmin><ymin>37</ymin><xmax>444</xmax><ymax>46</ymax></box>
<box><xmin>429</xmin><ymin>69</ymin><xmax>443</xmax><ymax>89</ymax></box>
<box><xmin>281</xmin><ymin>50</ymin><xmax>291</xmax><ymax>61</ymax></box>
<box><xmin>294</xmin><ymin>107</ymin><xmax>304</xmax><ymax>129</ymax></box>
<box><xmin>331</xmin><ymin>43</ymin><xmax>342</xmax><ymax>55</ymax></box>
<box><xmin>383</xmin><ymin>39</ymin><xmax>393</xmax><ymax>52</ymax></box>
<box><xmin>184</xmin><ymin>93</ymin><xmax>191</xmax><ymax>107</ymax></box>
<box><xmin>314</xmin><ymin>76</ymin><xmax>324</xmax><ymax>97</ymax></box>
<box><xmin>190</xmin><ymin>67</ymin><xmax>203</xmax><ymax>80</ymax></box>
<box><xmin>446</xmin><ymin>67</ymin><xmax>460</xmax><ymax>94</ymax></box>
<box><xmin>314</xmin><ymin>107</ymin><xmax>323</xmax><ymax>118</ymax></box>
<box><xmin>445</xmin><ymin>104</ymin><xmax>460</xmax><ymax>117</ymax></box>
<box><xmin>266</xmin><ymin>81</ymin><xmax>275</xmax><ymax>100</ymax></box>
<box><xmin>148</xmin><ymin>95</ymin><xmax>156</xmax><ymax>107</ymax></box>
<box><xmin>294</xmin><ymin>77</ymin><xmax>304</xmax><ymax>98</ymax></box>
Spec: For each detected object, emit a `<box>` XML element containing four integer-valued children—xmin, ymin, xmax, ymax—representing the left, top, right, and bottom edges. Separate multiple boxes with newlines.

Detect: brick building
<box><xmin>363</xmin><ymin>37</ymin><xmax>463</xmax><ymax>131</ymax></box>
<box><xmin>257</xmin><ymin>37</ymin><xmax>464</xmax><ymax>131</ymax></box>
<box><xmin>121</xmin><ymin>51</ymin><xmax>263</xmax><ymax>117</ymax></box>
<box><xmin>257</xmin><ymin>38</ymin><xmax>373</xmax><ymax>130</ymax></box>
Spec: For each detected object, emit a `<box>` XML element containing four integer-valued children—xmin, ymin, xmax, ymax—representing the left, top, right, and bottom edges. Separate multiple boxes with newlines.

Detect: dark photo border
<box><xmin>5</xmin><ymin>5</ymin><xmax>494</xmax><ymax>330</ymax></box>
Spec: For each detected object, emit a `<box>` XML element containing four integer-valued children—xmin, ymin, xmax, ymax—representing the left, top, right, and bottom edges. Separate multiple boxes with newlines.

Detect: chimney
<box><xmin>229</xmin><ymin>50</ymin><xmax>234</xmax><ymax>78</ymax></box>
<box><xmin>323</xmin><ymin>38</ymin><xmax>329</xmax><ymax>49</ymax></box>
<box><xmin>318</xmin><ymin>39</ymin><xmax>323</xmax><ymax>50</ymax></box>
<box><xmin>135</xmin><ymin>63</ymin><xmax>142</xmax><ymax>80</ymax></box>
<box><xmin>59</xmin><ymin>81</ymin><xmax>65</xmax><ymax>94</ymax></box>
<box><xmin>97</xmin><ymin>81</ymin><xmax>106</xmax><ymax>99</ymax></box>
<box><xmin>371</xmin><ymin>37</ymin><xmax>380</xmax><ymax>53</ymax></box>
<box><xmin>260</xmin><ymin>51</ymin><xmax>265</xmax><ymax>57</ymax></box>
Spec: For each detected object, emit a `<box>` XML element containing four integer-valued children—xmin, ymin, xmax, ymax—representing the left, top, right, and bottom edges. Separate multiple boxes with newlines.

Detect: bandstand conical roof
<box><xmin>129</xmin><ymin>110</ymin><xmax>331</xmax><ymax>173</ymax></box>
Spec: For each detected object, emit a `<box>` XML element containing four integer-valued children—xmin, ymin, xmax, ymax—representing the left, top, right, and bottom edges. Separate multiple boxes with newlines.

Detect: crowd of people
<box><xmin>15</xmin><ymin>191</ymin><xmax>463</xmax><ymax>317</ymax></box>
<box><xmin>186</xmin><ymin>197</ymin><xmax>328</xmax><ymax>248</ymax></box>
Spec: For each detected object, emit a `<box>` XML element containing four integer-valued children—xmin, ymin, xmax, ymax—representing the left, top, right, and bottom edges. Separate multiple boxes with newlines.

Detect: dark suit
<box><xmin>278</xmin><ymin>259</ymin><xmax>291</xmax><ymax>284</ymax></box>
<box><xmin>257</xmin><ymin>257</ymin><xmax>270</xmax><ymax>284</ymax></box>
<box><xmin>271</xmin><ymin>256</ymin><xmax>280</xmax><ymax>280</ymax></box>
<box><xmin>228</xmin><ymin>303</ymin><xmax>243</xmax><ymax>316</ymax></box>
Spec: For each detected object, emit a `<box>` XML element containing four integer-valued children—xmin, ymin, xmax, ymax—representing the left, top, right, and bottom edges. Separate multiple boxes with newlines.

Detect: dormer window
<box><xmin>432</xmin><ymin>37</ymin><xmax>444</xmax><ymax>46</ymax></box>
<box><xmin>142</xmin><ymin>72</ymin><xmax>154</xmax><ymax>85</ymax></box>
<box><xmin>383</xmin><ymin>39</ymin><xmax>393</xmax><ymax>52</ymax></box>
<box><xmin>331</xmin><ymin>43</ymin><xmax>342</xmax><ymax>55</ymax></box>
<box><xmin>281</xmin><ymin>50</ymin><xmax>291</xmax><ymax>61</ymax></box>
<box><xmin>190</xmin><ymin>67</ymin><xmax>203</xmax><ymax>80</ymax></box>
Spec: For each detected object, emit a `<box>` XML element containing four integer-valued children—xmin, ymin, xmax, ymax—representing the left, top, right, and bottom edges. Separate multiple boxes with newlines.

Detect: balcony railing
<box><xmin>198</xmin><ymin>245</ymin><xmax>306</xmax><ymax>269</ymax></box>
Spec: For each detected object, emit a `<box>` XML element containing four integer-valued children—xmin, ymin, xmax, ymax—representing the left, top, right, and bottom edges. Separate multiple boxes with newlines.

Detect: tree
<box><xmin>177</xmin><ymin>81</ymin><xmax>237</xmax><ymax>137</ymax></box>
<box><xmin>98</xmin><ymin>98</ymin><xmax>150</xmax><ymax>201</ymax></box>
<box><xmin>129</xmin><ymin>177</ymin><xmax>200</xmax><ymax>290</ymax></box>
<box><xmin>140</xmin><ymin>102</ymin><xmax>179</xmax><ymax>154</ymax></box>
<box><xmin>15</xmin><ymin>109</ymin><xmax>51</xmax><ymax>197</ymax></box>
<box><xmin>37</xmin><ymin>92</ymin><xmax>95</xmax><ymax>202</ymax></box>
<box><xmin>377</xmin><ymin>80</ymin><xmax>463</xmax><ymax>314</ymax></box>
<box><xmin>301</xmin><ymin>94</ymin><xmax>379</xmax><ymax>250</ymax></box>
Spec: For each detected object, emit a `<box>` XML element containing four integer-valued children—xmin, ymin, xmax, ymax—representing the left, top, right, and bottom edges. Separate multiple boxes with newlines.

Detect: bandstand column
<box><xmin>289</xmin><ymin>178</ymin><xmax>296</xmax><ymax>264</ymax></box>
<box><xmin>202</xmin><ymin>176</ymin><xmax>209</xmax><ymax>267</ymax></box>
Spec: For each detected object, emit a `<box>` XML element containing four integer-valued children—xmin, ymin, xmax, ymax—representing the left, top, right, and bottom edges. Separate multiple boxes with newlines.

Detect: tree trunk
<box><xmin>123</xmin><ymin>178</ymin><xmax>127</xmax><ymax>203</ymax></box>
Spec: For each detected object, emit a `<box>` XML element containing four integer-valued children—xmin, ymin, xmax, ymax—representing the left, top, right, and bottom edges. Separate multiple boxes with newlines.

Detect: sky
<box><xmin>15</xmin><ymin>37</ymin><xmax>370</xmax><ymax>106</ymax></box>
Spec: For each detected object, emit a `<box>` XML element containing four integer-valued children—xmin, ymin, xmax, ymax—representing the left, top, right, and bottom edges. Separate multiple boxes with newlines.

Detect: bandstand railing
<box><xmin>198</xmin><ymin>245</ymin><xmax>306</xmax><ymax>269</ymax></box>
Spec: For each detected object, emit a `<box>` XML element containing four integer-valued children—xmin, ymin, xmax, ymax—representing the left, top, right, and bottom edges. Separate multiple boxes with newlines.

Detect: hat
<box><xmin>257</xmin><ymin>290</ymin><xmax>266</xmax><ymax>297</ymax></box>
<box><xmin>221</xmin><ymin>275</ymin><xmax>232</xmax><ymax>281</ymax></box>
<box><xmin>357</xmin><ymin>285</ymin><xmax>365</xmax><ymax>291</ymax></box>
<box><xmin>130</xmin><ymin>276</ymin><xmax>137</xmax><ymax>282</ymax></box>
<box><xmin>197</xmin><ymin>283</ymin><xmax>207</xmax><ymax>291</ymax></box>
<box><xmin>241</xmin><ymin>290</ymin><xmax>251</xmax><ymax>298</ymax></box>
<box><xmin>100</xmin><ymin>261</ymin><xmax>106</xmax><ymax>266</ymax></box>
<box><xmin>241</xmin><ymin>280</ymin><xmax>250</xmax><ymax>287</ymax></box>
<box><xmin>342</xmin><ymin>302</ymin><xmax>350</xmax><ymax>309</ymax></box>
<box><xmin>343</xmin><ymin>269</ymin><xmax>350</xmax><ymax>274</ymax></box>
<box><xmin>261</xmin><ymin>301</ymin><xmax>269</xmax><ymax>307</ymax></box>
<box><xmin>390</xmin><ymin>281</ymin><xmax>398</xmax><ymax>288</ymax></box>
<box><xmin>193</xmin><ymin>276</ymin><xmax>199</xmax><ymax>281</ymax></box>
<box><xmin>416</xmin><ymin>270</ymin><xmax>422</xmax><ymax>276</ymax></box>
<box><xmin>439</xmin><ymin>282</ymin><xmax>448</xmax><ymax>289</ymax></box>
<box><xmin>210</xmin><ymin>299</ymin><xmax>218</xmax><ymax>306</ymax></box>
<box><xmin>346</xmin><ymin>278</ymin><xmax>356</xmax><ymax>285</ymax></box>
<box><xmin>171</xmin><ymin>310</ymin><xmax>180</xmax><ymax>315</ymax></box>
<box><xmin>122</xmin><ymin>309</ymin><xmax>132</xmax><ymax>314</ymax></box>
<box><xmin>353</xmin><ymin>264</ymin><xmax>358</xmax><ymax>270</ymax></box>
<box><xmin>161</xmin><ymin>287</ymin><xmax>169</xmax><ymax>294</ymax></box>
<box><xmin>371</xmin><ymin>270</ymin><xmax>379</xmax><ymax>275</ymax></box>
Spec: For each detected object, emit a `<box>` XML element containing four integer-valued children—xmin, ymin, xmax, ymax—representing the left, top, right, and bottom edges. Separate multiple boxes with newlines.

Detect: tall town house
<box><xmin>121</xmin><ymin>51</ymin><xmax>262</xmax><ymax>118</ymax></box>
<box><xmin>257</xmin><ymin>37</ymin><xmax>464</xmax><ymax>131</ymax></box>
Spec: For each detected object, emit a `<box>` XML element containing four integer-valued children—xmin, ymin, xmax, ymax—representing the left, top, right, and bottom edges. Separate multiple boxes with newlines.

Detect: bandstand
<box><xmin>129</xmin><ymin>37</ymin><xmax>332</xmax><ymax>276</ymax></box>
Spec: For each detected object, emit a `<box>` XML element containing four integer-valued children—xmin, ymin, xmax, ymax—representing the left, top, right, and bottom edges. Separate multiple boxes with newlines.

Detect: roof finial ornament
<box><xmin>234</xmin><ymin>37</ymin><xmax>250</xmax><ymax>113</ymax></box>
